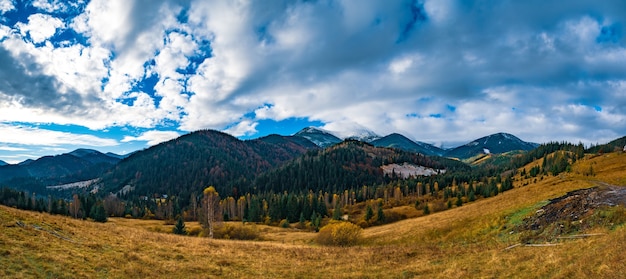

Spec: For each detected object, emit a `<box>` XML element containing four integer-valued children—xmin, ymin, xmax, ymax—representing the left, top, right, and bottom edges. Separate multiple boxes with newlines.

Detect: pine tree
<box><xmin>299</xmin><ymin>212</ymin><xmax>306</xmax><ymax>228</ymax></box>
<box><xmin>364</xmin><ymin>205</ymin><xmax>373</xmax><ymax>222</ymax></box>
<box><xmin>455</xmin><ymin>196</ymin><xmax>463</xmax><ymax>207</ymax></box>
<box><xmin>173</xmin><ymin>216</ymin><xmax>187</xmax><ymax>235</ymax></box>
<box><xmin>423</xmin><ymin>204</ymin><xmax>430</xmax><ymax>215</ymax></box>
<box><xmin>376</xmin><ymin>205</ymin><xmax>385</xmax><ymax>223</ymax></box>
<box><xmin>333</xmin><ymin>206</ymin><xmax>343</xmax><ymax>220</ymax></box>
<box><xmin>91</xmin><ymin>203</ymin><xmax>107</xmax><ymax>223</ymax></box>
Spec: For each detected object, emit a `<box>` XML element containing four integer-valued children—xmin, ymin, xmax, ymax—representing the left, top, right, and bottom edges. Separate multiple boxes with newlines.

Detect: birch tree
<box><xmin>203</xmin><ymin>186</ymin><xmax>220</xmax><ymax>238</ymax></box>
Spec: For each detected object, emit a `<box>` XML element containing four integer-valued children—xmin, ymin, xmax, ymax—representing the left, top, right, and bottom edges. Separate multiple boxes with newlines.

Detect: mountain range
<box><xmin>0</xmin><ymin>149</ymin><xmax>124</xmax><ymax>191</ymax></box>
<box><xmin>293</xmin><ymin>127</ymin><xmax>537</xmax><ymax>159</ymax></box>
<box><xmin>0</xmin><ymin>127</ymin><xmax>559</xmax><ymax>198</ymax></box>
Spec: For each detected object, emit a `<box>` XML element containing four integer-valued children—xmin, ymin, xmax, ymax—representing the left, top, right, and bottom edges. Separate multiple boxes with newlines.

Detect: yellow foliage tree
<box><xmin>203</xmin><ymin>186</ymin><xmax>220</xmax><ymax>238</ymax></box>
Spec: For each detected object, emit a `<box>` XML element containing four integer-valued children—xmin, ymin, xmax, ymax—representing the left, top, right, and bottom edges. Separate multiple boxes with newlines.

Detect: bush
<box><xmin>316</xmin><ymin>221</ymin><xmax>362</xmax><ymax>246</ymax></box>
<box><xmin>212</xmin><ymin>223</ymin><xmax>260</xmax><ymax>240</ymax></box>
<box><xmin>279</xmin><ymin>219</ymin><xmax>290</xmax><ymax>228</ymax></box>
<box><xmin>187</xmin><ymin>226</ymin><xmax>202</xmax><ymax>236</ymax></box>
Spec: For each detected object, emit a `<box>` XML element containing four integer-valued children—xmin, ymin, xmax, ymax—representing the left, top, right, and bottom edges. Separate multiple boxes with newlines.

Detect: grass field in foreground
<box><xmin>1</xmin><ymin>152</ymin><xmax>625</xmax><ymax>278</ymax></box>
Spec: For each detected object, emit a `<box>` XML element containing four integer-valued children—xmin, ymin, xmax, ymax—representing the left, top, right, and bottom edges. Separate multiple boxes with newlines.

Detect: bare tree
<box><xmin>69</xmin><ymin>194</ymin><xmax>81</xmax><ymax>219</ymax></box>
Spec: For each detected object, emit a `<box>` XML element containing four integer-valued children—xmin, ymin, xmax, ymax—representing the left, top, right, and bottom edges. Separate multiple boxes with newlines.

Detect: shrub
<box><xmin>187</xmin><ymin>226</ymin><xmax>202</xmax><ymax>236</ymax></box>
<box><xmin>212</xmin><ymin>223</ymin><xmax>260</xmax><ymax>240</ymax></box>
<box><xmin>316</xmin><ymin>221</ymin><xmax>362</xmax><ymax>246</ymax></box>
<box><xmin>279</xmin><ymin>219</ymin><xmax>290</xmax><ymax>228</ymax></box>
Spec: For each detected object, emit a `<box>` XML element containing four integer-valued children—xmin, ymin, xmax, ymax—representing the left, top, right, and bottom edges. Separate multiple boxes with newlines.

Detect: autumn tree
<box><xmin>203</xmin><ymin>186</ymin><xmax>220</xmax><ymax>238</ymax></box>
<box><xmin>69</xmin><ymin>194</ymin><xmax>82</xmax><ymax>219</ymax></box>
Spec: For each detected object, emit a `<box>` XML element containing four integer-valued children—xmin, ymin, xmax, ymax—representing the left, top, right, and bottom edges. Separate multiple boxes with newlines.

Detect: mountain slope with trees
<box><xmin>98</xmin><ymin>130</ymin><xmax>319</xmax><ymax>200</ymax></box>
<box><xmin>587</xmin><ymin>135</ymin><xmax>626</xmax><ymax>153</ymax></box>
<box><xmin>0</xmin><ymin>149</ymin><xmax>122</xmax><ymax>192</ymax></box>
<box><xmin>371</xmin><ymin>133</ymin><xmax>444</xmax><ymax>156</ymax></box>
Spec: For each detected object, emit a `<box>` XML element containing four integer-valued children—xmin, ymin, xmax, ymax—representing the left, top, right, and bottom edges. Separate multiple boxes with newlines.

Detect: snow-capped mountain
<box><xmin>345</xmin><ymin>128</ymin><xmax>381</xmax><ymax>142</ymax></box>
<box><xmin>445</xmin><ymin>132</ymin><xmax>539</xmax><ymax>159</ymax></box>
<box><xmin>293</xmin><ymin>127</ymin><xmax>342</xmax><ymax>147</ymax></box>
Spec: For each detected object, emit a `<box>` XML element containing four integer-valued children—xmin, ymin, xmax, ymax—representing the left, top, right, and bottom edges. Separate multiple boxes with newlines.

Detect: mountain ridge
<box><xmin>371</xmin><ymin>133</ymin><xmax>444</xmax><ymax>156</ymax></box>
<box><xmin>0</xmin><ymin>149</ymin><xmax>123</xmax><ymax>190</ymax></box>
<box><xmin>445</xmin><ymin>132</ymin><xmax>539</xmax><ymax>160</ymax></box>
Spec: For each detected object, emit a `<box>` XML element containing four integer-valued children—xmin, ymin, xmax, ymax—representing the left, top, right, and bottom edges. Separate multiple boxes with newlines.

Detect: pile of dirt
<box><xmin>519</xmin><ymin>184</ymin><xmax>626</xmax><ymax>242</ymax></box>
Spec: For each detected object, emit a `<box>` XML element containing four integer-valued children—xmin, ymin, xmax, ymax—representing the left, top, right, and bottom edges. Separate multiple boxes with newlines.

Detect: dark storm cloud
<box><xmin>0</xmin><ymin>46</ymin><xmax>93</xmax><ymax>114</ymax></box>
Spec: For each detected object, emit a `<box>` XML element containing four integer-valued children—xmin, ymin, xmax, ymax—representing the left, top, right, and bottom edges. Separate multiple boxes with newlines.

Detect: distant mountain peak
<box><xmin>371</xmin><ymin>133</ymin><xmax>444</xmax><ymax>156</ymax></box>
<box><xmin>447</xmin><ymin>132</ymin><xmax>538</xmax><ymax>159</ymax></box>
<box><xmin>69</xmin><ymin>148</ymin><xmax>100</xmax><ymax>157</ymax></box>
<box><xmin>345</xmin><ymin>128</ymin><xmax>381</xmax><ymax>142</ymax></box>
<box><xmin>294</xmin><ymin>127</ymin><xmax>342</xmax><ymax>147</ymax></box>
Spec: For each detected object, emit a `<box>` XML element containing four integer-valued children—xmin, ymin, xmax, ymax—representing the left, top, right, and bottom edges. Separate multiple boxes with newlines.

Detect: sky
<box><xmin>0</xmin><ymin>0</ymin><xmax>625</xmax><ymax>164</ymax></box>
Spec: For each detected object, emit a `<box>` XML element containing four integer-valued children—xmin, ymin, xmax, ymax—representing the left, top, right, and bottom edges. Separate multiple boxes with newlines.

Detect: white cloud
<box><xmin>31</xmin><ymin>0</ymin><xmax>78</xmax><ymax>13</ymax></box>
<box><xmin>223</xmin><ymin>120</ymin><xmax>258</xmax><ymax>137</ymax></box>
<box><xmin>0</xmin><ymin>124</ymin><xmax>118</xmax><ymax>146</ymax></box>
<box><xmin>16</xmin><ymin>14</ymin><xmax>64</xmax><ymax>43</ymax></box>
<box><xmin>0</xmin><ymin>0</ymin><xmax>14</xmax><ymax>14</ymax></box>
<box><xmin>121</xmin><ymin>130</ymin><xmax>181</xmax><ymax>146</ymax></box>
<box><xmin>0</xmin><ymin>145</ymin><xmax>27</xmax><ymax>151</ymax></box>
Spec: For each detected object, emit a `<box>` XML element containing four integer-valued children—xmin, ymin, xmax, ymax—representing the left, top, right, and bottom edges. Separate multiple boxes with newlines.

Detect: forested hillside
<box><xmin>98</xmin><ymin>130</ymin><xmax>318</xmax><ymax>200</ymax></box>
<box><xmin>0</xmin><ymin>150</ymin><xmax>122</xmax><ymax>193</ymax></box>
<box><xmin>255</xmin><ymin>140</ymin><xmax>467</xmax><ymax>194</ymax></box>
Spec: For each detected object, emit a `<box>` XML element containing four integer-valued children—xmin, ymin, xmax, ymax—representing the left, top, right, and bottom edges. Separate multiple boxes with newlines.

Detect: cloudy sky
<box><xmin>0</xmin><ymin>0</ymin><xmax>625</xmax><ymax>163</ymax></box>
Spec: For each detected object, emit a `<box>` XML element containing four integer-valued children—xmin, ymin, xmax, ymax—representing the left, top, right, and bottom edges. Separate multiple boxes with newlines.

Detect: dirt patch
<box><xmin>518</xmin><ymin>184</ymin><xmax>626</xmax><ymax>243</ymax></box>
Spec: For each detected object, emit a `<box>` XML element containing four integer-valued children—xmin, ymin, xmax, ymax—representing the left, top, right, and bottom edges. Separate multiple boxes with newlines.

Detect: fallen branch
<box><xmin>557</xmin><ymin>233</ymin><xmax>605</xmax><ymax>239</ymax></box>
<box><xmin>524</xmin><ymin>243</ymin><xmax>560</xmax><ymax>247</ymax></box>
<box><xmin>504</xmin><ymin>243</ymin><xmax>522</xmax><ymax>250</ymax></box>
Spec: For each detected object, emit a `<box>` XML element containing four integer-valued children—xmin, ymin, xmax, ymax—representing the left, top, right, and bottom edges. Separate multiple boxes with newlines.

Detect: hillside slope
<box><xmin>98</xmin><ymin>130</ymin><xmax>317</xmax><ymax>199</ymax></box>
<box><xmin>254</xmin><ymin>140</ymin><xmax>467</xmax><ymax>193</ymax></box>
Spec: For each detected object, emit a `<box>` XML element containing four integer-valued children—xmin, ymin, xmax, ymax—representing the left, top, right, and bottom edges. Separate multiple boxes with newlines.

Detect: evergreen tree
<box><xmin>376</xmin><ymin>205</ymin><xmax>385</xmax><ymax>223</ymax></box>
<box><xmin>423</xmin><ymin>204</ymin><xmax>430</xmax><ymax>215</ymax></box>
<box><xmin>468</xmin><ymin>191</ymin><xmax>476</xmax><ymax>202</ymax></box>
<box><xmin>364</xmin><ymin>205</ymin><xmax>374</xmax><ymax>222</ymax></box>
<box><xmin>333</xmin><ymin>206</ymin><xmax>343</xmax><ymax>220</ymax></box>
<box><xmin>455</xmin><ymin>196</ymin><xmax>463</xmax><ymax>207</ymax></box>
<box><xmin>91</xmin><ymin>203</ymin><xmax>108</xmax><ymax>223</ymax></box>
<box><xmin>299</xmin><ymin>212</ymin><xmax>306</xmax><ymax>228</ymax></box>
<box><xmin>173</xmin><ymin>216</ymin><xmax>187</xmax><ymax>235</ymax></box>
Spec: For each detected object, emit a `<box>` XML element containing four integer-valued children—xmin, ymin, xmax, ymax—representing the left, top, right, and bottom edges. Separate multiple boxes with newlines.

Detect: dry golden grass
<box><xmin>1</xmin><ymin>152</ymin><xmax>625</xmax><ymax>278</ymax></box>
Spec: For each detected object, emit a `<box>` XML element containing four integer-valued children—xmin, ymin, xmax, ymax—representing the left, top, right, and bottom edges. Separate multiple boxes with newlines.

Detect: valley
<box><xmin>1</xmin><ymin>152</ymin><xmax>625</xmax><ymax>278</ymax></box>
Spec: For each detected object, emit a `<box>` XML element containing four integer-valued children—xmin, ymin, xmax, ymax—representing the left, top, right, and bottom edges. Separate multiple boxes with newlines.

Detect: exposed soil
<box><xmin>519</xmin><ymin>183</ymin><xmax>626</xmax><ymax>242</ymax></box>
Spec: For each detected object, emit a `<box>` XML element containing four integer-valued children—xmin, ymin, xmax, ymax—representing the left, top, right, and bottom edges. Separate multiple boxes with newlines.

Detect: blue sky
<box><xmin>0</xmin><ymin>0</ymin><xmax>625</xmax><ymax>163</ymax></box>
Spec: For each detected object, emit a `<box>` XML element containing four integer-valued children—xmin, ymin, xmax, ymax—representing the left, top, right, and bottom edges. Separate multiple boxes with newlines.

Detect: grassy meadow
<box><xmin>1</xmin><ymin>152</ymin><xmax>626</xmax><ymax>278</ymax></box>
